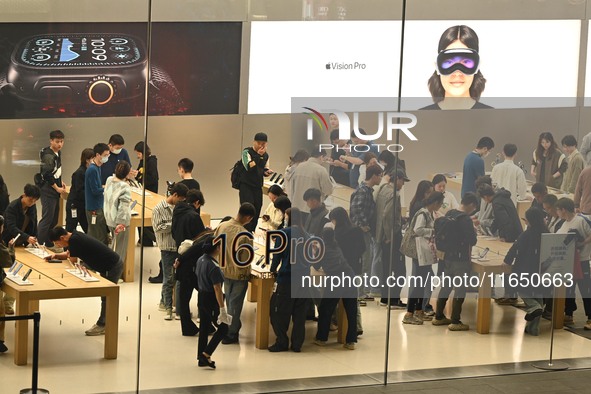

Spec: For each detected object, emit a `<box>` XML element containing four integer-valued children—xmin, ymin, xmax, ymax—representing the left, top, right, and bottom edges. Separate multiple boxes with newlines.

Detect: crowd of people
<box><xmin>2</xmin><ymin>127</ymin><xmax>591</xmax><ymax>367</ymax></box>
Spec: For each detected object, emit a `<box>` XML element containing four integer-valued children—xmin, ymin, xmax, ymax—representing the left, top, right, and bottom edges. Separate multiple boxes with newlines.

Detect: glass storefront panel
<box><xmin>2</xmin><ymin>1</ymin><xmax>591</xmax><ymax>393</ymax></box>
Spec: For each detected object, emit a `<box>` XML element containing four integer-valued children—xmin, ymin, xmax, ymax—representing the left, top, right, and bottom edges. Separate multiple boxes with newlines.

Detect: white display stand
<box><xmin>5</xmin><ymin>273</ymin><xmax>33</xmax><ymax>286</ymax></box>
<box><xmin>25</xmin><ymin>248</ymin><xmax>51</xmax><ymax>259</ymax></box>
<box><xmin>65</xmin><ymin>269</ymin><xmax>100</xmax><ymax>282</ymax></box>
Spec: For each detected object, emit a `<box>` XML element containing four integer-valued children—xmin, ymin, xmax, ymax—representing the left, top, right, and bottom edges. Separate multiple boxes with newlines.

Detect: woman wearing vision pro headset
<box><xmin>422</xmin><ymin>25</ymin><xmax>492</xmax><ymax>110</ymax></box>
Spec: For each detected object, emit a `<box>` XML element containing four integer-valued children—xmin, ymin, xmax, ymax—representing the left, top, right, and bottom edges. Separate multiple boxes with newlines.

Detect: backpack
<box><xmin>400</xmin><ymin>210</ymin><xmax>427</xmax><ymax>259</ymax></box>
<box><xmin>434</xmin><ymin>210</ymin><xmax>468</xmax><ymax>259</ymax></box>
<box><xmin>230</xmin><ymin>160</ymin><xmax>244</xmax><ymax>190</ymax></box>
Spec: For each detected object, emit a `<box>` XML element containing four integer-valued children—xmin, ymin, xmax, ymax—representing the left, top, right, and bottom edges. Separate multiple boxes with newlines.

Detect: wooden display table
<box><xmin>472</xmin><ymin>237</ymin><xmax>565</xmax><ymax>334</ymax></box>
<box><xmin>433</xmin><ymin>172</ymin><xmax>573</xmax><ymax>227</ymax></box>
<box><xmin>1</xmin><ymin>248</ymin><xmax>120</xmax><ymax>366</ymax></box>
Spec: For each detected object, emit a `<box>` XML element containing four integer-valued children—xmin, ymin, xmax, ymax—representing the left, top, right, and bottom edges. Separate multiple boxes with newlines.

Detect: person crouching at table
<box><xmin>47</xmin><ymin>226</ymin><xmax>124</xmax><ymax>336</ymax></box>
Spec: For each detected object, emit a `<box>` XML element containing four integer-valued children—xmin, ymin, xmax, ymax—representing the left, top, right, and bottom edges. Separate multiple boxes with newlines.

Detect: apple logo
<box><xmin>325</xmin><ymin>63</ymin><xmax>331</xmax><ymax>70</ymax></box>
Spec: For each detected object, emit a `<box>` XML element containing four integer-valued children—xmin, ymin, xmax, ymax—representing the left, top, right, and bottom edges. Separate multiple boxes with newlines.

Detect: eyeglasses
<box><xmin>437</xmin><ymin>48</ymin><xmax>480</xmax><ymax>76</ymax></box>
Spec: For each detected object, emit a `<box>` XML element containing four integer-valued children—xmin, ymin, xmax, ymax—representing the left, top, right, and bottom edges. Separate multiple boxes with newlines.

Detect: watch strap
<box><xmin>149</xmin><ymin>63</ymin><xmax>186</xmax><ymax>115</ymax></box>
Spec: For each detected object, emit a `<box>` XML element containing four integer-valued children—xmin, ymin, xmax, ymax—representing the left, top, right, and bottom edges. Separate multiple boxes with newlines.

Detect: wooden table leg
<box><xmin>58</xmin><ymin>196</ymin><xmax>65</xmax><ymax>226</ymax></box>
<box><xmin>123</xmin><ymin>224</ymin><xmax>136</xmax><ymax>282</ymax></box>
<box><xmin>104</xmin><ymin>287</ymin><xmax>119</xmax><ymax>360</ymax></box>
<box><xmin>255</xmin><ymin>277</ymin><xmax>273</xmax><ymax>349</ymax></box>
<box><xmin>14</xmin><ymin>292</ymin><xmax>30</xmax><ymax>365</ymax></box>
<box><xmin>247</xmin><ymin>281</ymin><xmax>258</xmax><ymax>302</ymax></box>
<box><xmin>336</xmin><ymin>299</ymin><xmax>348</xmax><ymax>344</ymax></box>
<box><xmin>476</xmin><ymin>272</ymin><xmax>492</xmax><ymax>334</ymax></box>
<box><xmin>553</xmin><ymin>286</ymin><xmax>566</xmax><ymax>329</ymax></box>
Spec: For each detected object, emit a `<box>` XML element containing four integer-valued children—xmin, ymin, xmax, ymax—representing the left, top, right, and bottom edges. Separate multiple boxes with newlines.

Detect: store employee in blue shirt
<box><xmin>461</xmin><ymin>137</ymin><xmax>494</xmax><ymax>197</ymax></box>
<box><xmin>86</xmin><ymin>143</ymin><xmax>111</xmax><ymax>244</ymax></box>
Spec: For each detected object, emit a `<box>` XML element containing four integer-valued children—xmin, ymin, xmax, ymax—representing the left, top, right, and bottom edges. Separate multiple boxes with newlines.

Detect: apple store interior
<box><xmin>3</xmin><ymin>0</ymin><xmax>591</xmax><ymax>393</ymax></box>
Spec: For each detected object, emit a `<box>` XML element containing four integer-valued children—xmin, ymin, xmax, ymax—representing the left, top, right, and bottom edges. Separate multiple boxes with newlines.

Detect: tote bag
<box><xmin>416</xmin><ymin>236</ymin><xmax>437</xmax><ymax>266</ymax></box>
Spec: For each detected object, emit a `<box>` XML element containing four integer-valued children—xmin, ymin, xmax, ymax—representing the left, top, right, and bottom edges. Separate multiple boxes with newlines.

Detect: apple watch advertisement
<box><xmin>0</xmin><ymin>22</ymin><xmax>241</xmax><ymax>118</ymax></box>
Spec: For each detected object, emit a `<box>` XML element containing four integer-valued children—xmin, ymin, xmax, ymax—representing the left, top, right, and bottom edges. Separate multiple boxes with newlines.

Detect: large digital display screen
<box><xmin>401</xmin><ymin>20</ymin><xmax>581</xmax><ymax>110</ymax></box>
<box><xmin>248</xmin><ymin>21</ymin><xmax>402</xmax><ymax>114</ymax></box>
<box><xmin>0</xmin><ymin>22</ymin><xmax>241</xmax><ymax>118</ymax></box>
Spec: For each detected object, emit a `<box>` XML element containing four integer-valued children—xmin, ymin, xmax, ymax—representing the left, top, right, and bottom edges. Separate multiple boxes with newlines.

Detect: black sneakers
<box><xmin>148</xmin><ymin>273</ymin><xmax>163</xmax><ymax>284</ymax></box>
<box><xmin>0</xmin><ymin>340</ymin><xmax>7</xmax><ymax>353</ymax></box>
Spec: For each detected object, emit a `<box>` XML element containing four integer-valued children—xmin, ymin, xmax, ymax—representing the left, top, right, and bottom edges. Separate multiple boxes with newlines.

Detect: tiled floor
<box><xmin>3</xmin><ymin>245</ymin><xmax>591</xmax><ymax>393</ymax></box>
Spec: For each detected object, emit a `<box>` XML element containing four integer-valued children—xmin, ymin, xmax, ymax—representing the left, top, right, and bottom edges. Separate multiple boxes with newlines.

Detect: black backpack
<box><xmin>434</xmin><ymin>210</ymin><xmax>467</xmax><ymax>258</ymax></box>
<box><xmin>230</xmin><ymin>160</ymin><xmax>244</xmax><ymax>190</ymax></box>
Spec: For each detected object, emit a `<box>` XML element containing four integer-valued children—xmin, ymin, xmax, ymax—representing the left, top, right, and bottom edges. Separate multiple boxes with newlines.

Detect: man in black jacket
<box><xmin>38</xmin><ymin>129</ymin><xmax>67</xmax><ymax>247</ymax></box>
<box><xmin>171</xmin><ymin>189</ymin><xmax>206</xmax><ymax>334</ymax></box>
<box><xmin>2</xmin><ymin>184</ymin><xmax>40</xmax><ymax>246</ymax></box>
<box><xmin>238</xmin><ymin>133</ymin><xmax>273</xmax><ymax>232</ymax></box>
<box><xmin>303</xmin><ymin>188</ymin><xmax>329</xmax><ymax>236</ymax></box>
<box><xmin>478</xmin><ymin>185</ymin><xmax>523</xmax><ymax>242</ymax></box>
<box><xmin>432</xmin><ymin>192</ymin><xmax>479</xmax><ymax>331</ymax></box>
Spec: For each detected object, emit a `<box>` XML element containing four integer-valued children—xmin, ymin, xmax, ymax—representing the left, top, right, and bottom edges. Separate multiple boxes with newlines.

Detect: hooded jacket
<box><xmin>171</xmin><ymin>201</ymin><xmax>205</xmax><ymax>248</ymax></box>
<box><xmin>491</xmin><ymin>189</ymin><xmax>523</xmax><ymax>242</ymax></box>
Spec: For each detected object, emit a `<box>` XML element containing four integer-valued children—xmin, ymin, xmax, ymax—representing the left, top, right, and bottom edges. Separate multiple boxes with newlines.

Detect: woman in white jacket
<box><xmin>261</xmin><ymin>184</ymin><xmax>287</xmax><ymax>230</ymax></box>
<box><xmin>104</xmin><ymin>161</ymin><xmax>132</xmax><ymax>262</ymax></box>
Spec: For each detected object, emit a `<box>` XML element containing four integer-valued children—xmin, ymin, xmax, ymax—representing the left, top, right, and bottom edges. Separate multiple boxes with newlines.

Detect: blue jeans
<box><xmin>224</xmin><ymin>278</ymin><xmax>249</xmax><ymax>338</ymax></box>
<box><xmin>160</xmin><ymin>250</ymin><xmax>178</xmax><ymax>309</ymax></box>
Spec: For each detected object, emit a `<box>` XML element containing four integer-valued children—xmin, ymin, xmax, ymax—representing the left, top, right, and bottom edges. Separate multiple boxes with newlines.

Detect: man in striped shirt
<box><xmin>152</xmin><ymin>183</ymin><xmax>189</xmax><ymax>320</ymax></box>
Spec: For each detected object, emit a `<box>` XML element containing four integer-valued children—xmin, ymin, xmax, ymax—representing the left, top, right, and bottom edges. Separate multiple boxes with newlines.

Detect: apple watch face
<box><xmin>16</xmin><ymin>34</ymin><xmax>146</xmax><ymax>68</ymax></box>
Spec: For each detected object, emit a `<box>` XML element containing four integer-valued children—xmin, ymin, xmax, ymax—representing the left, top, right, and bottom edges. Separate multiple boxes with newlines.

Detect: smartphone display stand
<box><xmin>25</xmin><ymin>247</ymin><xmax>51</xmax><ymax>259</ymax></box>
<box><xmin>65</xmin><ymin>268</ymin><xmax>100</xmax><ymax>282</ymax></box>
<box><xmin>6</xmin><ymin>272</ymin><xmax>34</xmax><ymax>286</ymax></box>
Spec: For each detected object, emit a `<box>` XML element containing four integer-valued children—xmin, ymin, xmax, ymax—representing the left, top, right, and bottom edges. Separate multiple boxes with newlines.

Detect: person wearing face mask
<box><xmin>237</xmin><ymin>133</ymin><xmax>274</xmax><ymax>233</ymax></box>
<box><xmin>461</xmin><ymin>137</ymin><xmax>495</xmax><ymax>197</ymax></box>
<box><xmin>100</xmin><ymin>134</ymin><xmax>134</xmax><ymax>185</ymax></box>
<box><xmin>85</xmin><ymin>143</ymin><xmax>111</xmax><ymax>245</ymax></box>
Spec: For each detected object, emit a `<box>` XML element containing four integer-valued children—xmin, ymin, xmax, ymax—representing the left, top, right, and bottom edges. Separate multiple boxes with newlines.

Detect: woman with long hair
<box><xmin>503</xmin><ymin>208</ymin><xmax>549</xmax><ymax>335</ymax></box>
<box><xmin>531</xmin><ymin>132</ymin><xmax>567</xmax><ymax>189</ymax></box>
<box><xmin>424</xmin><ymin>25</ymin><xmax>491</xmax><ymax>110</ymax></box>
<box><xmin>409</xmin><ymin>180</ymin><xmax>434</xmax><ymax>220</ymax></box>
<box><xmin>403</xmin><ymin>191</ymin><xmax>444</xmax><ymax>325</ymax></box>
